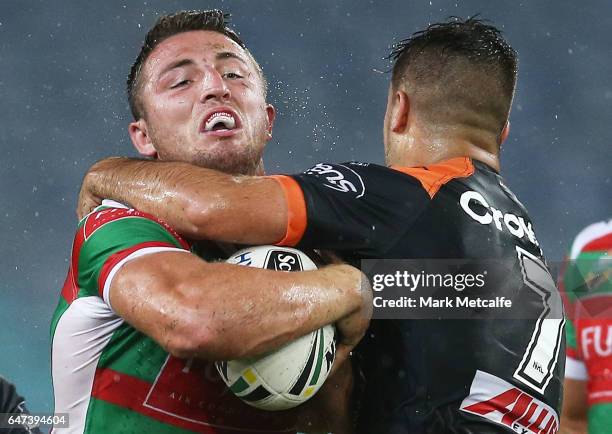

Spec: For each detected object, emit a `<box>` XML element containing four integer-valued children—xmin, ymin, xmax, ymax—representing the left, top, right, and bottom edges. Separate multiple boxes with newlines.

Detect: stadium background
<box><xmin>0</xmin><ymin>0</ymin><xmax>610</xmax><ymax>423</ymax></box>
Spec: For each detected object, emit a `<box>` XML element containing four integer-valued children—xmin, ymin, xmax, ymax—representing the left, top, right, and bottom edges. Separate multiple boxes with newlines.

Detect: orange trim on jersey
<box><xmin>392</xmin><ymin>157</ymin><xmax>475</xmax><ymax>199</ymax></box>
<box><xmin>269</xmin><ymin>175</ymin><xmax>307</xmax><ymax>247</ymax></box>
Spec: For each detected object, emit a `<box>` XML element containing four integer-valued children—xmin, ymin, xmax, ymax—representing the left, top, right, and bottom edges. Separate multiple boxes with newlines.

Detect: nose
<box><xmin>200</xmin><ymin>67</ymin><xmax>230</xmax><ymax>102</ymax></box>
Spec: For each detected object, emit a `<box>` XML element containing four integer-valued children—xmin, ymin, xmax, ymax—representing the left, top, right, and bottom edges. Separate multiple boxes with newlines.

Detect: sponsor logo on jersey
<box><xmin>304</xmin><ymin>163</ymin><xmax>366</xmax><ymax>198</ymax></box>
<box><xmin>581</xmin><ymin>324</ymin><xmax>612</xmax><ymax>359</ymax></box>
<box><xmin>460</xmin><ymin>371</ymin><xmax>559</xmax><ymax>434</ymax></box>
<box><xmin>460</xmin><ymin>191</ymin><xmax>539</xmax><ymax>246</ymax></box>
<box><xmin>265</xmin><ymin>250</ymin><xmax>304</xmax><ymax>272</ymax></box>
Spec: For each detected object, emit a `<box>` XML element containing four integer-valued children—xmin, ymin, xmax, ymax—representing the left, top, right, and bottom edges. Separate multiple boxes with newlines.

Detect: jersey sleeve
<box><xmin>72</xmin><ymin>206</ymin><xmax>191</xmax><ymax>308</ymax></box>
<box><xmin>270</xmin><ymin>162</ymin><xmax>431</xmax><ymax>256</ymax></box>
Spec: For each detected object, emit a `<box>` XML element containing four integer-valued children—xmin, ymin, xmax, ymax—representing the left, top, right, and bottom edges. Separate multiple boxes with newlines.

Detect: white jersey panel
<box><xmin>51</xmin><ymin>296</ymin><xmax>123</xmax><ymax>434</ymax></box>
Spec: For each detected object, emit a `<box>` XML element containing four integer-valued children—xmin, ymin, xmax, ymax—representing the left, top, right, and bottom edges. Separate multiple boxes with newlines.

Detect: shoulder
<box><xmin>569</xmin><ymin>219</ymin><xmax>612</xmax><ymax>260</ymax></box>
<box><xmin>391</xmin><ymin>157</ymin><xmax>475</xmax><ymax>198</ymax></box>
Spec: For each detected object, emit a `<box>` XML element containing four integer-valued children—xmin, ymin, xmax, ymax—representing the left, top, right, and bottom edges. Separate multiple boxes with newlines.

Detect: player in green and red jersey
<box><xmin>79</xmin><ymin>18</ymin><xmax>566</xmax><ymax>434</ymax></box>
<box><xmin>50</xmin><ymin>10</ymin><xmax>371</xmax><ymax>434</ymax></box>
<box><xmin>559</xmin><ymin>220</ymin><xmax>612</xmax><ymax>434</ymax></box>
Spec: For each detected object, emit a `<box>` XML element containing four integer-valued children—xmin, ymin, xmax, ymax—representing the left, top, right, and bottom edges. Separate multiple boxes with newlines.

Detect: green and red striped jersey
<box><xmin>50</xmin><ymin>200</ymin><xmax>295</xmax><ymax>434</ymax></box>
<box><xmin>560</xmin><ymin>219</ymin><xmax>612</xmax><ymax>434</ymax></box>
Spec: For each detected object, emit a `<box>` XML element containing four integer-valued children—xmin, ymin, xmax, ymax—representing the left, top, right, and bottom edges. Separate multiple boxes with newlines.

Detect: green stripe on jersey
<box><xmin>97</xmin><ymin>323</ymin><xmax>168</xmax><ymax>384</ymax></box>
<box><xmin>564</xmin><ymin>317</ymin><xmax>578</xmax><ymax>352</ymax></box>
<box><xmin>50</xmin><ymin>296</ymin><xmax>70</xmax><ymax>340</ymax></box>
<box><xmin>77</xmin><ymin>216</ymin><xmax>186</xmax><ymax>298</ymax></box>
<box><xmin>588</xmin><ymin>403</ymin><xmax>612</xmax><ymax>434</ymax></box>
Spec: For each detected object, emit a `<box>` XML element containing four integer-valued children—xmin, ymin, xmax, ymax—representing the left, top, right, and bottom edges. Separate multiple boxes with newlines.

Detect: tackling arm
<box><xmin>559</xmin><ymin>378</ymin><xmax>588</xmax><ymax>434</ymax></box>
<box><xmin>79</xmin><ymin>157</ymin><xmax>288</xmax><ymax>244</ymax></box>
<box><xmin>109</xmin><ymin>250</ymin><xmax>370</xmax><ymax>361</ymax></box>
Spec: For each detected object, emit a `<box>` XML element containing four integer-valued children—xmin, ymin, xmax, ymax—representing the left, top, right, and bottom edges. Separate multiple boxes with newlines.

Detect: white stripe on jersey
<box><xmin>570</xmin><ymin>219</ymin><xmax>612</xmax><ymax>260</ymax></box>
<box><xmin>102</xmin><ymin>246</ymin><xmax>190</xmax><ymax>312</ymax></box>
<box><xmin>52</xmin><ymin>297</ymin><xmax>123</xmax><ymax>434</ymax></box>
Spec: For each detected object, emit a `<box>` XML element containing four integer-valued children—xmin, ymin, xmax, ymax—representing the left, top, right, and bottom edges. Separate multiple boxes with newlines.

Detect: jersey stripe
<box><xmin>391</xmin><ymin>157</ymin><xmax>475</xmax><ymax>199</ymax></box>
<box><xmin>97</xmin><ymin>242</ymin><xmax>185</xmax><ymax>299</ymax></box>
<box><xmin>582</xmin><ymin>233</ymin><xmax>612</xmax><ymax>254</ymax></box>
<box><xmin>90</xmin><ymin>368</ymin><xmax>293</xmax><ymax>434</ymax></box>
<box><xmin>569</xmin><ymin>219</ymin><xmax>612</xmax><ymax>260</ymax></box>
<box><xmin>268</xmin><ymin>175</ymin><xmax>307</xmax><ymax>247</ymax></box>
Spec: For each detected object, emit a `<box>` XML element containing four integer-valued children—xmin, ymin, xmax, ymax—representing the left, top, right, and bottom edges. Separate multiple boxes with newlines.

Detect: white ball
<box><xmin>216</xmin><ymin>245</ymin><xmax>337</xmax><ymax>411</ymax></box>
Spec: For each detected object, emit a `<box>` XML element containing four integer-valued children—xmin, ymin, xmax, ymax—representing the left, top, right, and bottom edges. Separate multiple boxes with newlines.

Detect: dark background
<box><xmin>0</xmin><ymin>0</ymin><xmax>610</xmax><ymax>415</ymax></box>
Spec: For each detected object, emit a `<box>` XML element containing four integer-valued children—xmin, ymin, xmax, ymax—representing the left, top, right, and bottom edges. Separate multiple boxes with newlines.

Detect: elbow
<box><xmin>182</xmin><ymin>198</ymin><xmax>217</xmax><ymax>240</ymax></box>
<box><xmin>161</xmin><ymin>311</ymin><xmax>247</xmax><ymax>361</ymax></box>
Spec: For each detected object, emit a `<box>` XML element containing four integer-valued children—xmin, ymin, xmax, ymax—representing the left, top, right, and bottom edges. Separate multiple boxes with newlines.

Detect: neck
<box><xmin>387</xmin><ymin>129</ymin><xmax>501</xmax><ymax>172</ymax></box>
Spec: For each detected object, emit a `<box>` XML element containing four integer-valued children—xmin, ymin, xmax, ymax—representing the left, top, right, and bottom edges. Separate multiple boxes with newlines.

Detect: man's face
<box><xmin>133</xmin><ymin>30</ymin><xmax>275</xmax><ymax>175</ymax></box>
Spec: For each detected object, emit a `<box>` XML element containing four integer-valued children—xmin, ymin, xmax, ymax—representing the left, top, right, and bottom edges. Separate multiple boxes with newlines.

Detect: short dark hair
<box><xmin>389</xmin><ymin>17</ymin><xmax>518</xmax><ymax>135</ymax></box>
<box><xmin>127</xmin><ymin>10</ymin><xmax>264</xmax><ymax>120</ymax></box>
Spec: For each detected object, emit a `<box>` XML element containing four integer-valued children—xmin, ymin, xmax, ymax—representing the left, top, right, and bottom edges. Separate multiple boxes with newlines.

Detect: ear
<box><xmin>265</xmin><ymin>104</ymin><xmax>276</xmax><ymax>140</ymax></box>
<box><xmin>499</xmin><ymin>120</ymin><xmax>510</xmax><ymax>145</ymax></box>
<box><xmin>128</xmin><ymin>119</ymin><xmax>157</xmax><ymax>158</ymax></box>
<box><xmin>391</xmin><ymin>90</ymin><xmax>410</xmax><ymax>133</ymax></box>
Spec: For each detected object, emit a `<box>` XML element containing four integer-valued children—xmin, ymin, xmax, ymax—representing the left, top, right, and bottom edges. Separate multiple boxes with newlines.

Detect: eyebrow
<box><xmin>157</xmin><ymin>51</ymin><xmax>249</xmax><ymax>79</ymax></box>
<box><xmin>215</xmin><ymin>51</ymin><xmax>249</xmax><ymax>66</ymax></box>
<box><xmin>158</xmin><ymin>58</ymin><xmax>195</xmax><ymax>79</ymax></box>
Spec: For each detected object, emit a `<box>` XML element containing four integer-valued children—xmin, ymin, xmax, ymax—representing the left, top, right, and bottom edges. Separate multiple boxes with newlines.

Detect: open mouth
<box><xmin>201</xmin><ymin>109</ymin><xmax>240</xmax><ymax>134</ymax></box>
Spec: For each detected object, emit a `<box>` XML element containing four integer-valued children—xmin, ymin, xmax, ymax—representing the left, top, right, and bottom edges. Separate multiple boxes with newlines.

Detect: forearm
<box><xmin>113</xmin><ymin>253</ymin><xmax>367</xmax><ymax>360</ymax></box>
<box><xmin>559</xmin><ymin>417</ymin><xmax>587</xmax><ymax>434</ymax></box>
<box><xmin>560</xmin><ymin>378</ymin><xmax>588</xmax><ymax>434</ymax></box>
<box><xmin>81</xmin><ymin>157</ymin><xmax>286</xmax><ymax>243</ymax></box>
<box><xmin>192</xmin><ymin>263</ymin><xmax>365</xmax><ymax>359</ymax></box>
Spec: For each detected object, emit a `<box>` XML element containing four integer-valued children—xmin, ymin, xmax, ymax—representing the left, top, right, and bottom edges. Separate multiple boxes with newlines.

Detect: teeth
<box><xmin>204</xmin><ymin>112</ymin><xmax>236</xmax><ymax>131</ymax></box>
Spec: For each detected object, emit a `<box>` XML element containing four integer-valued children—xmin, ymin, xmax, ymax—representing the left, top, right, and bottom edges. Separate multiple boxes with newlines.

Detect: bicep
<box><xmin>108</xmin><ymin>251</ymin><xmax>207</xmax><ymax>354</ymax></box>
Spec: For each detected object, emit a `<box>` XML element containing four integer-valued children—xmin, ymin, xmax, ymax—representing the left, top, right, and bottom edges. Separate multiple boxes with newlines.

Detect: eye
<box><xmin>223</xmin><ymin>72</ymin><xmax>244</xmax><ymax>80</ymax></box>
<box><xmin>170</xmin><ymin>79</ymin><xmax>191</xmax><ymax>89</ymax></box>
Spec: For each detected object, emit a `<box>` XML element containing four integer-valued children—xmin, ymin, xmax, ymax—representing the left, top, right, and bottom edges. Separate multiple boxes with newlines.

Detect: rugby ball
<box><xmin>216</xmin><ymin>246</ymin><xmax>337</xmax><ymax>410</ymax></box>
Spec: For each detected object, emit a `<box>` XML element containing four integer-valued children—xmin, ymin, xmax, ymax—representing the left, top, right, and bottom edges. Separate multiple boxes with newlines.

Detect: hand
<box><xmin>76</xmin><ymin>157</ymin><xmax>126</xmax><ymax>220</ymax></box>
<box><xmin>297</xmin><ymin>358</ymin><xmax>355</xmax><ymax>434</ymax></box>
<box><xmin>332</xmin><ymin>271</ymin><xmax>372</xmax><ymax>375</ymax></box>
<box><xmin>77</xmin><ymin>170</ymin><xmax>102</xmax><ymax>220</ymax></box>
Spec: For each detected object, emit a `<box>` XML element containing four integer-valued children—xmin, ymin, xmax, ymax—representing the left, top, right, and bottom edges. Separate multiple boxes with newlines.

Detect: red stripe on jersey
<box><xmin>91</xmin><ymin>367</ymin><xmax>295</xmax><ymax>433</ymax></box>
<box><xmin>97</xmin><ymin>241</ymin><xmax>180</xmax><ymax>298</ymax></box>
<box><xmin>60</xmin><ymin>267</ymin><xmax>79</xmax><ymax>304</ymax></box>
<box><xmin>63</xmin><ymin>219</ymin><xmax>89</xmax><ymax>304</ymax></box>
<box><xmin>83</xmin><ymin>207</ymin><xmax>190</xmax><ymax>250</ymax></box>
<box><xmin>588</xmin><ymin>377</ymin><xmax>612</xmax><ymax>406</ymax></box>
<box><xmin>575</xmin><ymin>295</ymin><xmax>612</xmax><ymax>320</ymax></box>
<box><xmin>61</xmin><ymin>207</ymin><xmax>191</xmax><ymax>304</ymax></box>
<box><xmin>581</xmin><ymin>233</ymin><xmax>612</xmax><ymax>254</ymax></box>
<box><xmin>567</xmin><ymin>347</ymin><xmax>579</xmax><ymax>359</ymax></box>
<box><xmin>392</xmin><ymin>157</ymin><xmax>475</xmax><ymax>199</ymax></box>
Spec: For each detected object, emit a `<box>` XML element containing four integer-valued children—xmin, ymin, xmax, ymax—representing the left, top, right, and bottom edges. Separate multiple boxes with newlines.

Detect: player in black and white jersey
<box><xmin>79</xmin><ymin>18</ymin><xmax>564</xmax><ymax>433</ymax></box>
<box><xmin>0</xmin><ymin>376</ymin><xmax>42</xmax><ymax>434</ymax></box>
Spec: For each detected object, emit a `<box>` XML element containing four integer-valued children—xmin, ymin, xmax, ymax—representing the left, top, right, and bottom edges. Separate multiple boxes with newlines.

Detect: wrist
<box><xmin>328</xmin><ymin>264</ymin><xmax>370</xmax><ymax>314</ymax></box>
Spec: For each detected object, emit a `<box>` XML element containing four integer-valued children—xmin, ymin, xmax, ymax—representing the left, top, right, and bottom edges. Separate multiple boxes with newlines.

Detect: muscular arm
<box><xmin>79</xmin><ymin>157</ymin><xmax>287</xmax><ymax>244</ymax></box>
<box><xmin>110</xmin><ymin>250</ymin><xmax>369</xmax><ymax>361</ymax></box>
<box><xmin>559</xmin><ymin>378</ymin><xmax>588</xmax><ymax>434</ymax></box>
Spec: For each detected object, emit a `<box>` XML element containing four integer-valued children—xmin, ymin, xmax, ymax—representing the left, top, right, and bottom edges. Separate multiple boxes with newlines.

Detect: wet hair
<box><xmin>389</xmin><ymin>17</ymin><xmax>518</xmax><ymax>135</ymax></box>
<box><xmin>127</xmin><ymin>9</ymin><xmax>266</xmax><ymax>120</ymax></box>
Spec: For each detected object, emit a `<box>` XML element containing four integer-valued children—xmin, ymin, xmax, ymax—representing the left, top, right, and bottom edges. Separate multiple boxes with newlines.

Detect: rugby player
<box><xmin>79</xmin><ymin>17</ymin><xmax>566</xmax><ymax>433</ymax></box>
<box><xmin>559</xmin><ymin>220</ymin><xmax>612</xmax><ymax>434</ymax></box>
<box><xmin>0</xmin><ymin>376</ymin><xmax>42</xmax><ymax>434</ymax></box>
<box><xmin>51</xmin><ymin>10</ymin><xmax>371</xmax><ymax>434</ymax></box>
